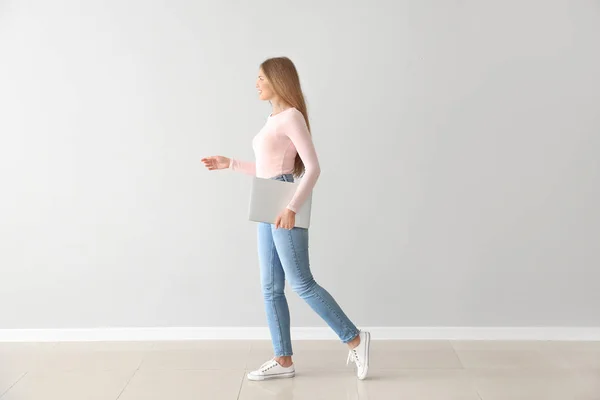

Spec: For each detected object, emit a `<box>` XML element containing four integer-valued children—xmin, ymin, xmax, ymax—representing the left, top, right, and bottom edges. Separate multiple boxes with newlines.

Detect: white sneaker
<box><xmin>347</xmin><ymin>331</ymin><xmax>371</xmax><ymax>380</ymax></box>
<box><xmin>247</xmin><ymin>359</ymin><xmax>295</xmax><ymax>381</ymax></box>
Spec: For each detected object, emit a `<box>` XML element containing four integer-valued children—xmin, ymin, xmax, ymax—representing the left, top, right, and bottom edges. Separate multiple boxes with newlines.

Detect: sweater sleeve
<box><xmin>229</xmin><ymin>158</ymin><xmax>256</xmax><ymax>175</ymax></box>
<box><xmin>284</xmin><ymin>111</ymin><xmax>321</xmax><ymax>213</ymax></box>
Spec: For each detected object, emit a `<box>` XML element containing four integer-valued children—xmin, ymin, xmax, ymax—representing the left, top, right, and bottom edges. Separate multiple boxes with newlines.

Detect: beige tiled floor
<box><xmin>0</xmin><ymin>340</ymin><xmax>599</xmax><ymax>399</ymax></box>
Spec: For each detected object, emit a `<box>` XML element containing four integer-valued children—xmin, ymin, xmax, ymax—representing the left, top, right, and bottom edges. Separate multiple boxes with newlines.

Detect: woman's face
<box><xmin>256</xmin><ymin>68</ymin><xmax>275</xmax><ymax>101</ymax></box>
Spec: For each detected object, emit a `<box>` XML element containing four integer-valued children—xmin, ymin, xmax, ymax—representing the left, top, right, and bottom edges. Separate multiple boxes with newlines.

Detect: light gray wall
<box><xmin>1</xmin><ymin>0</ymin><xmax>598</xmax><ymax>330</ymax></box>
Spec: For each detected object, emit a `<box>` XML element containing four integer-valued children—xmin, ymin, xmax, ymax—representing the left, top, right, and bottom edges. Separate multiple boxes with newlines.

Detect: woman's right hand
<box><xmin>201</xmin><ymin>155</ymin><xmax>231</xmax><ymax>171</ymax></box>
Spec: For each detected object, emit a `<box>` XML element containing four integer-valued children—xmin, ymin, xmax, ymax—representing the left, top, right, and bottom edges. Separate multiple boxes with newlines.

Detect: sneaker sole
<box><xmin>358</xmin><ymin>331</ymin><xmax>370</xmax><ymax>380</ymax></box>
<box><xmin>247</xmin><ymin>371</ymin><xmax>295</xmax><ymax>381</ymax></box>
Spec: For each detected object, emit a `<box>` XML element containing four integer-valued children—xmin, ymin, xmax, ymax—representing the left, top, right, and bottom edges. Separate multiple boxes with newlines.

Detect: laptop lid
<box><xmin>249</xmin><ymin>177</ymin><xmax>312</xmax><ymax>229</ymax></box>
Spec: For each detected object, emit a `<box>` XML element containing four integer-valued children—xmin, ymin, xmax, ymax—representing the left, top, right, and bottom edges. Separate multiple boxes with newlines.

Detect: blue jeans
<box><xmin>257</xmin><ymin>173</ymin><xmax>360</xmax><ymax>356</ymax></box>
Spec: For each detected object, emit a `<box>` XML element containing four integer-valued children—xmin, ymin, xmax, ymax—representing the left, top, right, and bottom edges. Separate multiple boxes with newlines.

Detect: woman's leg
<box><xmin>257</xmin><ymin>222</ymin><xmax>293</xmax><ymax>357</ymax></box>
<box><xmin>271</xmin><ymin>225</ymin><xmax>360</xmax><ymax>343</ymax></box>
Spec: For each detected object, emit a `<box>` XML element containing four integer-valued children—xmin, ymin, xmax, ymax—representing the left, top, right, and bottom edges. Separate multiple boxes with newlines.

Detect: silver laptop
<box><xmin>249</xmin><ymin>177</ymin><xmax>312</xmax><ymax>229</ymax></box>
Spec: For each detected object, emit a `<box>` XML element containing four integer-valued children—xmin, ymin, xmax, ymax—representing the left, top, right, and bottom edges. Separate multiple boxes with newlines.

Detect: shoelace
<box><xmin>346</xmin><ymin>348</ymin><xmax>362</xmax><ymax>368</ymax></box>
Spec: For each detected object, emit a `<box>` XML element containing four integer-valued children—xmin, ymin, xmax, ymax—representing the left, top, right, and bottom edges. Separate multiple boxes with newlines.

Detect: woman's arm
<box><xmin>229</xmin><ymin>158</ymin><xmax>256</xmax><ymax>176</ymax></box>
<box><xmin>284</xmin><ymin>112</ymin><xmax>321</xmax><ymax>213</ymax></box>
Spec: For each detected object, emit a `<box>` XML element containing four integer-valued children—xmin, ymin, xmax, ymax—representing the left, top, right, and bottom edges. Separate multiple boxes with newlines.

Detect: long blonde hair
<box><xmin>260</xmin><ymin>57</ymin><xmax>310</xmax><ymax>177</ymax></box>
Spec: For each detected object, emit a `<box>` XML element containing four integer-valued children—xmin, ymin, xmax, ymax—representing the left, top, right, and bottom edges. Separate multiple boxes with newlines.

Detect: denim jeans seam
<box><xmin>286</xmin><ymin>230</ymin><xmax>302</xmax><ymax>282</ymax></box>
<box><xmin>341</xmin><ymin>325</ymin><xmax>361</xmax><ymax>343</ymax></box>
<box><xmin>311</xmin><ymin>288</ymin><xmax>355</xmax><ymax>339</ymax></box>
<box><xmin>285</xmin><ymin>230</ymin><xmax>355</xmax><ymax>341</ymax></box>
<box><xmin>268</xmin><ymin>236</ymin><xmax>285</xmax><ymax>355</ymax></box>
<box><xmin>341</xmin><ymin>329</ymin><xmax>361</xmax><ymax>343</ymax></box>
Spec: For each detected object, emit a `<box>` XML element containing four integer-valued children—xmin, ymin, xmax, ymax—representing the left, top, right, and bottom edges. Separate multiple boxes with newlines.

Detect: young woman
<box><xmin>201</xmin><ymin>57</ymin><xmax>370</xmax><ymax>381</ymax></box>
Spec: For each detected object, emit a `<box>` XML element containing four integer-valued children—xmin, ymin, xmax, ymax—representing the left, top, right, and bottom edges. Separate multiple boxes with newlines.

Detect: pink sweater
<box><xmin>229</xmin><ymin>107</ymin><xmax>321</xmax><ymax>213</ymax></box>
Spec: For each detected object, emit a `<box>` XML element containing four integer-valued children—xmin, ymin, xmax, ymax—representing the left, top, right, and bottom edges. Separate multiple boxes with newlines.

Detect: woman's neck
<box><xmin>271</xmin><ymin>100</ymin><xmax>291</xmax><ymax>115</ymax></box>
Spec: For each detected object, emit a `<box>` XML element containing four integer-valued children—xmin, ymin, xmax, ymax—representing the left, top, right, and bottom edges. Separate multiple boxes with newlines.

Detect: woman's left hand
<box><xmin>275</xmin><ymin>208</ymin><xmax>296</xmax><ymax>230</ymax></box>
